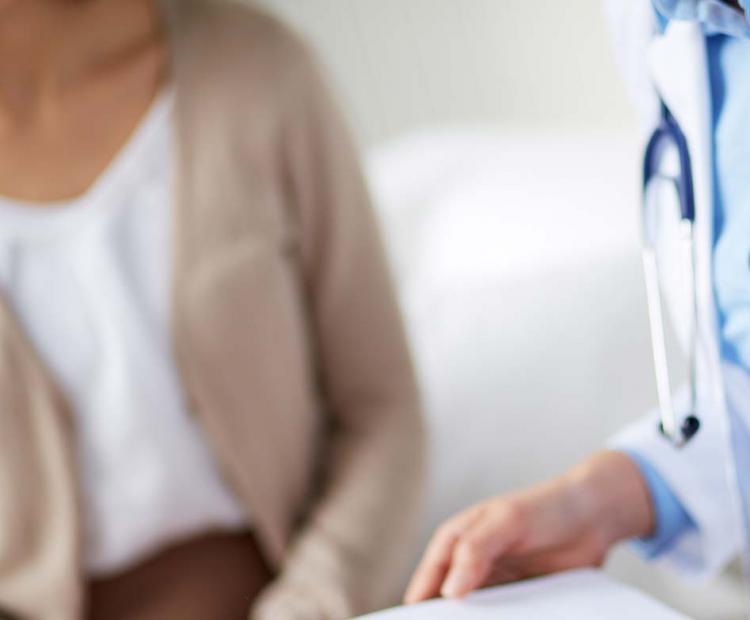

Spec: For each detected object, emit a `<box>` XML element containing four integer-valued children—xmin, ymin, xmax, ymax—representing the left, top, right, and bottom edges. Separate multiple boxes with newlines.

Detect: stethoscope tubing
<box><xmin>641</xmin><ymin>100</ymin><xmax>701</xmax><ymax>447</ymax></box>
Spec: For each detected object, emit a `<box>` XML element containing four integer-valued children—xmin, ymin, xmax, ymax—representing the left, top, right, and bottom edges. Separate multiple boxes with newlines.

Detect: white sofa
<box><xmin>366</xmin><ymin>128</ymin><xmax>746</xmax><ymax>620</ymax></box>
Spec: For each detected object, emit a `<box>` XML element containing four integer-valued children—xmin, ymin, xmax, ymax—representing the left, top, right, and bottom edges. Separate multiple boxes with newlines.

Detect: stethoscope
<box><xmin>642</xmin><ymin>99</ymin><xmax>701</xmax><ymax>448</ymax></box>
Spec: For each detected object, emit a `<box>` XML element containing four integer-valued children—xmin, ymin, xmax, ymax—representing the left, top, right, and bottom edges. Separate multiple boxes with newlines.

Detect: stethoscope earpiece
<box><xmin>658</xmin><ymin>415</ymin><xmax>700</xmax><ymax>448</ymax></box>
<box><xmin>681</xmin><ymin>415</ymin><xmax>701</xmax><ymax>442</ymax></box>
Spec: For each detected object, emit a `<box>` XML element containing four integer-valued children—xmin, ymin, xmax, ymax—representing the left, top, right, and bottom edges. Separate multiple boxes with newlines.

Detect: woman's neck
<box><xmin>0</xmin><ymin>0</ymin><xmax>161</xmax><ymax>122</ymax></box>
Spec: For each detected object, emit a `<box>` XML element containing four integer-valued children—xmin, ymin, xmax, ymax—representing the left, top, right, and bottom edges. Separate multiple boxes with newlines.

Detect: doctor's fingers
<box><xmin>476</xmin><ymin>540</ymin><xmax>609</xmax><ymax>593</ymax></box>
<box><xmin>439</xmin><ymin>501</ymin><xmax>529</xmax><ymax>599</ymax></box>
<box><xmin>404</xmin><ymin>507</ymin><xmax>485</xmax><ymax>604</ymax></box>
<box><xmin>482</xmin><ymin>536</ymin><xmax>610</xmax><ymax>588</ymax></box>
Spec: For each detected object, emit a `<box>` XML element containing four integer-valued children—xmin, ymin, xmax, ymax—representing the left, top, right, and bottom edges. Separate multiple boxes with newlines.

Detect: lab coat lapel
<box><xmin>648</xmin><ymin>23</ymin><xmax>724</xmax><ymax>413</ymax></box>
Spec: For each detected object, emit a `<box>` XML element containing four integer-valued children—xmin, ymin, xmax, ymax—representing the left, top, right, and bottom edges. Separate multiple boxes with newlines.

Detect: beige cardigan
<box><xmin>0</xmin><ymin>1</ymin><xmax>425</xmax><ymax>618</ymax></box>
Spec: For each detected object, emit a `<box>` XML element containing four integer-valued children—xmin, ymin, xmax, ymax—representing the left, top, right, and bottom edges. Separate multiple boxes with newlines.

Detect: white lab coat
<box><xmin>604</xmin><ymin>1</ymin><xmax>746</xmax><ymax>578</ymax></box>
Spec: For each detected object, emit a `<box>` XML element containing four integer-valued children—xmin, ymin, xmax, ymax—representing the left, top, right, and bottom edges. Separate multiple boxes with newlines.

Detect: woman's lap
<box><xmin>87</xmin><ymin>530</ymin><xmax>273</xmax><ymax>620</ymax></box>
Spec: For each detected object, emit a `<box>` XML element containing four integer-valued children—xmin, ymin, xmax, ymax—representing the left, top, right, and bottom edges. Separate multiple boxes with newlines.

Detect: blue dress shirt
<box><xmin>622</xmin><ymin>0</ymin><xmax>750</xmax><ymax>558</ymax></box>
<box><xmin>622</xmin><ymin>450</ymin><xmax>694</xmax><ymax>557</ymax></box>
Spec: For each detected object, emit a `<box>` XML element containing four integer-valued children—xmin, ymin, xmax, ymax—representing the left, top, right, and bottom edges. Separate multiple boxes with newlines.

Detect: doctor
<box><xmin>405</xmin><ymin>0</ymin><xmax>750</xmax><ymax>605</ymax></box>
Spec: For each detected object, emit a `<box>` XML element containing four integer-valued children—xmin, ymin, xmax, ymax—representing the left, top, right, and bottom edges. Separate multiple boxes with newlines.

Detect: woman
<box><xmin>0</xmin><ymin>1</ymin><xmax>424</xmax><ymax>619</ymax></box>
<box><xmin>406</xmin><ymin>0</ymin><xmax>750</xmax><ymax>609</ymax></box>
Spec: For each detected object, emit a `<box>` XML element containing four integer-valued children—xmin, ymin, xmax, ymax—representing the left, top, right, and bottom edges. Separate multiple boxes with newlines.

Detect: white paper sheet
<box><xmin>357</xmin><ymin>570</ymin><xmax>688</xmax><ymax>619</ymax></box>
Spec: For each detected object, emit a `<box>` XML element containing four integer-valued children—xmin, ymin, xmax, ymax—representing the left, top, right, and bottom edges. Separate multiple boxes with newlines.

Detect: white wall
<box><xmin>253</xmin><ymin>0</ymin><xmax>637</xmax><ymax>145</ymax></box>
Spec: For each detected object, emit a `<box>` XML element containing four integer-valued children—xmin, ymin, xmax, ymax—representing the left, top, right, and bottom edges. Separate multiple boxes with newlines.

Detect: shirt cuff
<box><xmin>620</xmin><ymin>449</ymin><xmax>696</xmax><ymax>559</ymax></box>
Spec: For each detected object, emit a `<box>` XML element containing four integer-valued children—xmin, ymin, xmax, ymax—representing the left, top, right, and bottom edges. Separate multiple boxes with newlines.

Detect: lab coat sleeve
<box><xmin>608</xmin><ymin>402</ymin><xmax>741</xmax><ymax>577</ymax></box>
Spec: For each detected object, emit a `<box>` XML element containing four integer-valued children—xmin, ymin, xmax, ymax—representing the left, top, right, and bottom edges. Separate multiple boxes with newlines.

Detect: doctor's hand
<box><xmin>404</xmin><ymin>451</ymin><xmax>654</xmax><ymax>604</ymax></box>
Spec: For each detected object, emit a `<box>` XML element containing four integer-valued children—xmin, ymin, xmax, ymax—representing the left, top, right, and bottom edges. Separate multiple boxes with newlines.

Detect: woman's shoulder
<box><xmin>166</xmin><ymin>0</ymin><xmax>317</xmax><ymax>97</ymax></box>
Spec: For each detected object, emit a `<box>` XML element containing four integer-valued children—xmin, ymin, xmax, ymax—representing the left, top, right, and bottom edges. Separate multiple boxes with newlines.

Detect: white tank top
<box><xmin>0</xmin><ymin>92</ymin><xmax>247</xmax><ymax>576</ymax></box>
